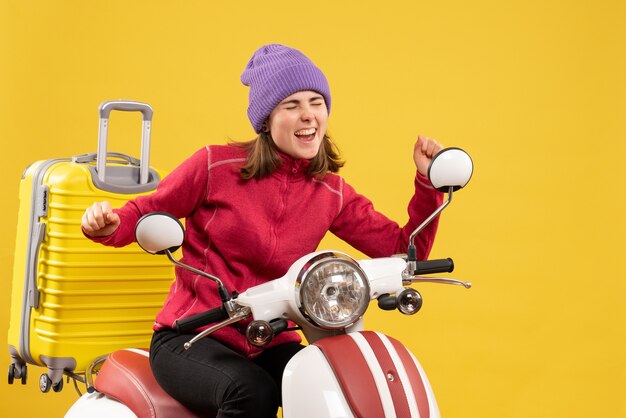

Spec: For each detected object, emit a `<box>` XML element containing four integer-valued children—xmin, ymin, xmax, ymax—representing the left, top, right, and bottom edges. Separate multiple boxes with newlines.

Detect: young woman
<box><xmin>82</xmin><ymin>44</ymin><xmax>444</xmax><ymax>418</ymax></box>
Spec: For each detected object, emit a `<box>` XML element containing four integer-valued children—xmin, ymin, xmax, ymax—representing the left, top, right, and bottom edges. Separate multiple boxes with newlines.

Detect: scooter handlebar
<box><xmin>174</xmin><ymin>306</ymin><xmax>228</xmax><ymax>334</ymax></box>
<box><xmin>414</xmin><ymin>258</ymin><xmax>455</xmax><ymax>274</ymax></box>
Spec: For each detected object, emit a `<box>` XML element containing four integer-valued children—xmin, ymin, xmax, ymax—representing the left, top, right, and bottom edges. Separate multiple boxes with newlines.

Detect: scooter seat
<box><xmin>94</xmin><ymin>349</ymin><xmax>206</xmax><ymax>418</ymax></box>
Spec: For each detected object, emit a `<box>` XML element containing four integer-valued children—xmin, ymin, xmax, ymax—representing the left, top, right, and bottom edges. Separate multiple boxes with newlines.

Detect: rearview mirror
<box><xmin>135</xmin><ymin>212</ymin><xmax>184</xmax><ymax>254</ymax></box>
<box><xmin>428</xmin><ymin>148</ymin><xmax>473</xmax><ymax>192</ymax></box>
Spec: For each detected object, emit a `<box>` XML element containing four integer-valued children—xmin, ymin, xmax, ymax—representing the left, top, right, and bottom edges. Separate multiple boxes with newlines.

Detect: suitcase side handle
<box><xmin>97</xmin><ymin>100</ymin><xmax>153</xmax><ymax>185</ymax></box>
<box><xmin>28</xmin><ymin>223</ymin><xmax>46</xmax><ymax>308</ymax></box>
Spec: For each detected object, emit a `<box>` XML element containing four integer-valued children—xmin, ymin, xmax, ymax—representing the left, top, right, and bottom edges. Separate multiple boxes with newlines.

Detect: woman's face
<box><xmin>267</xmin><ymin>90</ymin><xmax>328</xmax><ymax>160</ymax></box>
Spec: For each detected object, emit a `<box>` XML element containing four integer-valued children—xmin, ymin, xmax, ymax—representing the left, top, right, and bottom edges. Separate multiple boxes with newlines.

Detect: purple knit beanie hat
<box><xmin>241</xmin><ymin>44</ymin><xmax>331</xmax><ymax>133</ymax></box>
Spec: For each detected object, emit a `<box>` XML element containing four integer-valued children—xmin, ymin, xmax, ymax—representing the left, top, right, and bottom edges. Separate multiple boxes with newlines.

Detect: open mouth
<box><xmin>294</xmin><ymin>128</ymin><xmax>317</xmax><ymax>142</ymax></box>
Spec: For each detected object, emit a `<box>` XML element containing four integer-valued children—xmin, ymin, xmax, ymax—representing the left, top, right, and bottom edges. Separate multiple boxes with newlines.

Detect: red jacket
<box><xmin>92</xmin><ymin>144</ymin><xmax>443</xmax><ymax>357</ymax></box>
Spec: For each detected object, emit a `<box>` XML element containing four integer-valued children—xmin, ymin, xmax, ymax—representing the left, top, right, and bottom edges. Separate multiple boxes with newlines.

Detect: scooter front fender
<box><xmin>282</xmin><ymin>331</ymin><xmax>440</xmax><ymax>418</ymax></box>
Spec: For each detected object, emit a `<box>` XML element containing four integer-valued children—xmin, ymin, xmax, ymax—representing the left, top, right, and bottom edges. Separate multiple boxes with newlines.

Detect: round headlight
<box><xmin>296</xmin><ymin>253</ymin><xmax>370</xmax><ymax>329</ymax></box>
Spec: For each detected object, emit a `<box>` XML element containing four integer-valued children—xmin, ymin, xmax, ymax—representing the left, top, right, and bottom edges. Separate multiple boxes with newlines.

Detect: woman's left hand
<box><xmin>414</xmin><ymin>135</ymin><xmax>444</xmax><ymax>177</ymax></box>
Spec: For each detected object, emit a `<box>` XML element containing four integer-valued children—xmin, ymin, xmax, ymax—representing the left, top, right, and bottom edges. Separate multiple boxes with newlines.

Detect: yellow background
<box><xmin>1</xmin><ymin>1</ymin><xmax>625</xmax><ymax>417</ymax></box>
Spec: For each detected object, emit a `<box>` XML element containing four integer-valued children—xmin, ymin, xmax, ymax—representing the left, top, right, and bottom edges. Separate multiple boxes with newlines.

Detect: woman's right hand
<box><xmin>81</xmin><ymin>201</ymin><xmax>121</xmax><ymax>237</ymax></box>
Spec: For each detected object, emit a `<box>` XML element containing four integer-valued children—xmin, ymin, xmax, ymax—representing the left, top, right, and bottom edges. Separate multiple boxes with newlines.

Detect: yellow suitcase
<box><xmin>7</xmin><ymin>101</ymin><xmax>174</xmax><ymax>393</ymax></box>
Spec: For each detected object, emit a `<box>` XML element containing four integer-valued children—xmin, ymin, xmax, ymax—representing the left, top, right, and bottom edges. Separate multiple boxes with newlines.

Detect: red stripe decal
<box><xmin>314</xmin><ymin>334</ymin><xmax>385</xmax><ymax>418</ymax></box>
<box><xmin>389</xmin><ymin>336</ymin><xmax>430</xmax><ymax>418</ymax></box>
<box><xmin>361</xmin><ymin>331</ymin><xmax>412</xmax><ymax>418</ymax></box>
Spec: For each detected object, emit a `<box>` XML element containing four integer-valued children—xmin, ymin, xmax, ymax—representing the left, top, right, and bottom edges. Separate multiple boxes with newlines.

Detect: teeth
<box><xmin>295</xmin><ymin>128</ymin><xmax>316</xmax><ymax>136</ymax></box>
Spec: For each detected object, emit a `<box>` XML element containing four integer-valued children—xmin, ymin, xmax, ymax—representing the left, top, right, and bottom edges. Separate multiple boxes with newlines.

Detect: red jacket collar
<box><xmin>274</xmin><ymin>150</ymin><xmax>312</xmax><ymax>177</ymax></box>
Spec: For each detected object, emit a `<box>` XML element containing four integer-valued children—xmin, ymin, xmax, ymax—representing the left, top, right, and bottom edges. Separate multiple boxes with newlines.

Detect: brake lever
<box><xmin>402</xmin><ymin>275</ymin><xmax>472</xmax><ymax>289</ymax></box>
<box><xmin>184</xmin><ymin>307</ymin><xmax>252</xmax><ymax>350</ymax></box>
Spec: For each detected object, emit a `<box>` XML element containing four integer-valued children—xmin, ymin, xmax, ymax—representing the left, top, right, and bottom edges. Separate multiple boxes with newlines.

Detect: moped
<box><xmin>64</xmin><ymin>147</ymin><xmax>473</xmax><ymax>418</ymax></box>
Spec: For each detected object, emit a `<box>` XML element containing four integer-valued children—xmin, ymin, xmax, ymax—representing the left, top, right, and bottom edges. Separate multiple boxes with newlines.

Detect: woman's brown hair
<box><xmin>237</xmin><ymin>132</ymin><xmax>344</xmax><ymax>180</ymax></box>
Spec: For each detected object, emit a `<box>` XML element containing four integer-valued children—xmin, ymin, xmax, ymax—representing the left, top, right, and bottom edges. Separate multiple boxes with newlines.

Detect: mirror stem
<box><xmin>165</xmin><ymin>250</ymin><xmax>232</xmax><ymax>302</ymax></box>
<box><xmin>408</xmin><ymin>186</ymin><xmax>454</xmax><ymax>252</ymax></box>
<box><xmin>406</xmin><ymin>186</ymin><xmax>454</xmax><ymax>266</ymax></box>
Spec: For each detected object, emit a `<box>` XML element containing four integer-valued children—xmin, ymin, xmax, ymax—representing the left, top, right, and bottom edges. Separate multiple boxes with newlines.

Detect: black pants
<box><xmin>150</xmin><ymin>329</ymin><xmax>304</xmax><ymax>418</ymax></box>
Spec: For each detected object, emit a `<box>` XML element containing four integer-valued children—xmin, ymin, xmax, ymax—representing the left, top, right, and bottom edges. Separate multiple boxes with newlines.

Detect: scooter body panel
<box><xmin>65</xmin><ymin>392</ymin><xmax>137</xmax><ymax>418</ymax></box>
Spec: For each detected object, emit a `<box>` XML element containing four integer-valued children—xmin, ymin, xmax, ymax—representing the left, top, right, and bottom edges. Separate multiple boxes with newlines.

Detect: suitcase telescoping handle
<box><xmin>97</xmin><ymin>100</ymin><xmax>153</xmax><ymax>185</ymax></box>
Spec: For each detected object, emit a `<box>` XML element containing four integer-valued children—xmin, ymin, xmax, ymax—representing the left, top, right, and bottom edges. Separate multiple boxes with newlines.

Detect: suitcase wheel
<box><xmin>7</xmin><ymin>363</ymin><xmax>27</xmax><ymax>385</ymax></box>
<box><xmin>8</xmin><ymin>364</ymin><xmax>15</xmax><ymax>385</ymax></box>
<box><xmin>53</xmin><ymin>377</ymin><xmax>64</xmax><ymax>392</ymax></box>
<box><xmin>20</xmin><ymin>364</ymin><xmax>27</xmax><ymax>385</ymax></box>
<box><xmin>39</xmin><ymin>373</ymin><xmax>63</xmax><ymax>393</ymax></box>
<box><xmin>39</xmin><ymin>373</ymin><xmax>52</xmax><ymax>393</ymax></box>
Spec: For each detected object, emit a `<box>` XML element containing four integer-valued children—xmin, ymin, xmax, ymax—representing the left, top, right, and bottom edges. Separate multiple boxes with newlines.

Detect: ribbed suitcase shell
<box><xmin>7</xmin><ymin>101</ymin><xmax>174</xmax><ymax>388</ymax></box>
<box><xmin>7</xmin><ymin>160</ymin><xmax>173</xmax><ymax>386</ymax></box>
